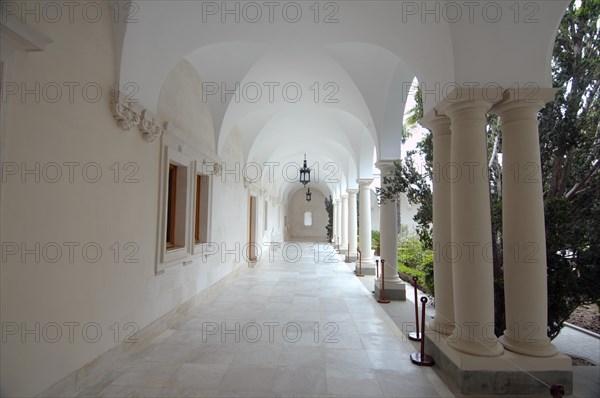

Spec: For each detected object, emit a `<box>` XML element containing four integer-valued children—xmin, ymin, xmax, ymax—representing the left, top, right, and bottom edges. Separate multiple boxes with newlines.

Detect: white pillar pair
<box><xmin>341</xmin><ymin>194</ymin><xmax>348</xmax><ymax>250</ymax></box>
<box><xmin>428</xmin><ymin>87</ymin><xmax>556</xmax><ymax>357</ymax></box>
<box><xmin>347</xmin><ymin>189</ymin><xmax>359</xmax><ymax>255</ymax></box>
<box><xmin>332</xmin><ymin>200</ymin><xmax>338</xmax><ymax>244</ymax></box>
<box><xmin>333</xmin><ymin>190</ymin><xmax>359</xmax><ymax>255</ymax></box>
<box><xmin>374</xmin><ymin>162</ymin><xmax>405</xmax><ymax>299</ymax></box>
<box><xmin>357</xmin><ymin>179</ymin><xmax>374</xmax><ymax>263</ymax></box>
<box><xmin>334</xmin><ymin>197</ymin><xmax>342</xmax><ymax>248</ymax></box>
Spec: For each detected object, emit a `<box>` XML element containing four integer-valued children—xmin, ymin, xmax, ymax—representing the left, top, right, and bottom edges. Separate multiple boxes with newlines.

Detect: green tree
<box><xmin>539</xmin><ymin>0</ymin><xmax>600</xmax><ymax>338</ymax></box>
<box><xmin>325</xmin><ymin>195</ymin><xmax>333</xmax><ymax>242</ymax></box>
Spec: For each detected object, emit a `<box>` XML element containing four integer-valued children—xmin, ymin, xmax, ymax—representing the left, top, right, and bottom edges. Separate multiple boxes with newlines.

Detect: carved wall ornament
<box><xmin>140</xmin><ymin>110</ymin><xmax>167</xmax><ymax>142</ymax></box>
<box><xmin>110</xmin><ymin>88</ymin><xmax>141</xmax><ymax>131</ymax></box>
<box><xmin>202</xmin><ymin>160</ymin><xmax>222</xmax><ymax>176</ymax></box>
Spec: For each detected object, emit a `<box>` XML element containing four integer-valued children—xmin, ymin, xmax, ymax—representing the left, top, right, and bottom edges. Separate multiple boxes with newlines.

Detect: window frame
<box><xmin>304</xmin><ymin>211</ymin><xmax>313</xmax><ymax>227</ymax></box>
<box><xmin>158</xmin><ymin>145</ymin><xmax>193</xmax><ymax>271</ymax></box>
<box><xmin>264</xmin><ymin>200</ymin><xmax>268</xmax><ymax>232</ymax></box>
<box><xmin>166</xmin><ymin>163</ymin><xmax>178</xmax><ymax>250</ymax></box>
<box><xmin>191</xmin><ymin>160</ymin><xmax>212</xmax><ymax>255</ymax></box>
<box><xmin>156</xmin><ymin>130</ymin><xmax>220</xmax><ymax>275</ymax></box>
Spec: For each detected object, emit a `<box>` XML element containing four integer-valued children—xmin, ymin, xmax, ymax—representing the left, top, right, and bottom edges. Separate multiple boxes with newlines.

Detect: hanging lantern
<box><xmin>299</xmin><ymin>154</ymin><xmax>311</xmax><ymax>186</ymax></box>
<box><xmin>306</xmin><ymin>187</ymin><xmax>312</xmax><ymax>202</ymax></box>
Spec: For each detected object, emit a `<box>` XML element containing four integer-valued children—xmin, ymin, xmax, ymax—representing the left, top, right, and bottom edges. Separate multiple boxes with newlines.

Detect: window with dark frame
<box><xmin>166</xmin><ymin>163</ymin><xmax>177</xmax><ymax>249</ymax></box>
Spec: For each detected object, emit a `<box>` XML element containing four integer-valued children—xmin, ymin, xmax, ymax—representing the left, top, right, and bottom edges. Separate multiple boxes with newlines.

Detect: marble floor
<box><xmin>80</xmin><ymin>243</ymin><xmax>453</xmax><ymax>397</ymax></box>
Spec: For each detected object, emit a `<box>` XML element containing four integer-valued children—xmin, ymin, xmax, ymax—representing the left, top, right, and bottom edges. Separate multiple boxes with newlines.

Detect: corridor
<box><xmin>78</xmin><ymin>243</ymin><xmax>450</xmax><ymax>397</ymax></box>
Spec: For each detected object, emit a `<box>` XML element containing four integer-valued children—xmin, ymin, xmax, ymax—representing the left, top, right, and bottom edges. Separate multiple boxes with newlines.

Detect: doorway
<box><xmin>248</xmin><ymin>195</ymin><xmax>257</xmax><ymax>262</ymax></box>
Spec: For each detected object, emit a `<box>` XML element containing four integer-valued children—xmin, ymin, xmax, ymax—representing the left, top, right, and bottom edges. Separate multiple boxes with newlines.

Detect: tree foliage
<box><xmin>325</xmin><ymin>195</ymin><xmax>333</xmax><ymax>242</ymax></box>
<box><xmin>540</xmin><ymin>0</ymin><xmax>600</xmax><ymax>338</ymax></box>
<box><xmin>379</xmin><ymin>89</ymin><xmax>434</xmax><ymax>249</ymax></box>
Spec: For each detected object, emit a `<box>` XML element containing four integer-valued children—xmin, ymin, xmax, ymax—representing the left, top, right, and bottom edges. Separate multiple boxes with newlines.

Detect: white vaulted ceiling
<box><xmin>114</xmin><ymin>0</ymin><xmax>569</xmax><ymax>199</ymax></box>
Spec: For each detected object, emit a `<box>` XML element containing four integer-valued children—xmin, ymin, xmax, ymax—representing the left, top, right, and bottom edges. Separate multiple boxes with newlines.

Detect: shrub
<box><xmin>397</xmin><ymin>231</ymin><xmax>434</xmax><ymax>294</ymax></box>
<box><xmin>398</xmin><ymin>233</ymin><xmax>429</xmax><ymax>270</ymax></box>
<box><xmin>371</xmin><ymin>230</ymin><xmax>380</xmax><ymax>255</ymax></box>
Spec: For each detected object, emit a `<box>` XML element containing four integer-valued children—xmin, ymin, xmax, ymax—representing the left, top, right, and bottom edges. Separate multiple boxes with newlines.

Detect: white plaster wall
<box><xmin>370</xmin><ymin>190</ymin><xmax>381</xmax><ymax>232</ymax></box>
<box><xmin>211</xmin><ymin>130</ymin><xmax>248</xmax><ymax>265</ymax></box>
<box><xmin>157</xmin><ymin>59</ymin><xmax>216</xmax><ymax>152</ymax></box>
<box><xmin>400</xmin><ymin>192</ymin><xmax>420</xmax><ymax>233</ymax></box>
<box><xmin>0</xmin><ymin>4</ymin><xmax>247</xmax><ymax>396</ymax></box>
<box><xmin>262</xmin><ymin>198</ymin><xmax>284</xmax><ymax>243</ymax></box>
<box><xmin>286</xmin><ymin>189</ymin><xmax>328</xmax><ymax>242</ymax></box>
<box><xmin>369</xmin><ymin>190</ymin><xmax>419</xmax><ymax>234</ymax></box>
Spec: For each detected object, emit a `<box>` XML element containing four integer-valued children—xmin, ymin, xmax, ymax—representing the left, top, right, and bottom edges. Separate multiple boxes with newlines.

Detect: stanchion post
<box><xmin>408</xmin><ymin>276</ymin><xmax>421</xmax><ymax>341</ymax></box>
<box><xmin>410</xmin><ymin>296</ymin><xmax>434</xmax><ymax>366</ymax></box>
<box><xmin>375</xmin><ymin>259</ymin><xmax>379</xmax><ymax>279</ymax></box>
<box><xmin>377</xmin><ymin>259</ymin><xmax>391</xmax><ymax>304</ymax></box>
<box><xmin>550</xmin><ymin>385</ymin><xmax>565</xmax><ymax>398</ymax></box>
<box><xmin>356</xmin><ymin>248</ymin><xmax>364</xmax><ymax>277</ymax></box>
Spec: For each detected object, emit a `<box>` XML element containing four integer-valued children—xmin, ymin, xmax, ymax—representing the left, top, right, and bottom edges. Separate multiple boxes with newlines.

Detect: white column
<box><xmin>341</xmin><ymin>194</ymin><xmax>348</xmax><ymax>249</ymax></box>
<box><xmin>357</xmin><ymin>179</ymin><xmax>374</xmax><ymax>263</ymax></box>
<box><xmin>422</xmin><ymin>111</ymin><xmax>455</xmax><ymax>335</ymax></box>
<box><xmin>375</xmin><ymin>161</ymin><xmax>404</xmax><ymax>293</ymax></box>
<box><xmin>437</xmin><ymin>88</ymin><xmax>503</xmax><ymax>356</ymax></box>
<box><xmin>494</xmin><ymin>88</ymin><xmax>558</xmax><ymax>357</ymax></box>
<box><xmin>335</xmin><ymin>197</ymin><xmax>342</xmax><ymax>247</ymax></box>
<box><xmin>347</xmin><ymin>189</ymin><xmax>358</xmax><ymax>255</ymax></box>
<box><xmin>332</xmin><ymin>200</ymin><xmax>338</xmax><ymax>244</ymax></box>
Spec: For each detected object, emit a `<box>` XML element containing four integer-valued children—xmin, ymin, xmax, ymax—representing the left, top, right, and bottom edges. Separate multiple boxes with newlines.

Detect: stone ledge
<box><xmin>425</xmin><ymin>331</ymin><xmax>573</xmax><ymax>395</ymax></box>
<box><xmin>374</xmin><ymin>280</ymin><xmax>406</xmax><ymax>301</ymax></box>
<box><xmin>355</xmin><ymin>264</ymin><xmax>376</xmax><ymax>276</ymax></box>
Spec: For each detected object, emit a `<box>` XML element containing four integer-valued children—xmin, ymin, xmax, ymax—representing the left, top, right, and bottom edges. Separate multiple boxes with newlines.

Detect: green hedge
<box><xmin>397</xmin><ymin>232</ymin><xmax>435</xmax><ymax>295</ymax></box>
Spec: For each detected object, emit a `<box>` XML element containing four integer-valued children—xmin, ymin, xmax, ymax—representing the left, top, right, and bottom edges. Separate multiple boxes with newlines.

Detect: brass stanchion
<box><xmin>410</xmin><ymin>296</ymin><xmax>434</xmax><ymax>366</ymax></box>
<box><xmin>408</xmin><ymin>276</ymin><xmax>421</xmax><ymax>341</ymax></box>
<box><xmin>375</xmin><ymin>259</ymin><xmax>379</xmax><ymax>279</ymax></box>
<box><xmin>377</xmin><ymin>259</ymin><xmax>391</xmax><ymax>304</ymax></box>
<box><xmin>356</xmin><ymin>248</ymin><xmax>364</xmax><ymax>277</ymax></box>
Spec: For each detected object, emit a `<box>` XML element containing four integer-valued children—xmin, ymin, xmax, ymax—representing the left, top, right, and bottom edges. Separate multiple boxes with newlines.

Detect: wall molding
<box><xmin>109</xmin><ymin>88</ymin><xmax>167</xmax><ymax>142</ymax></box>
<box><xmin>0</xmin><ymin>15</ymin><xmax>52</xmax><ymax>62</ymax></box>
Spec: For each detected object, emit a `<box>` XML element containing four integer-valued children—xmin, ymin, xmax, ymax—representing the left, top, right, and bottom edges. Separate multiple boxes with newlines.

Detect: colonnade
<box><xmin>332</xmin><ymin>183</ymin><xmax>374</xmax><ymax>260</ymax></box>
<box><xmin>423</xmin><ymin>87</ymin><xmax>557</xmax><ymax>357</ymax></box>
<box><xmin>332</xmin><ymin>87</ymin><xmax>556</xmax><ymax>357</ymax></box>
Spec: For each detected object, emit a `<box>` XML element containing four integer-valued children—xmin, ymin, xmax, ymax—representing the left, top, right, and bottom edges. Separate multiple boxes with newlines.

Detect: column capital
<box><xmin>421</xmin><ymin>109</ymin><xmax>451</xmax><ymax>135</ymax></box>
<box><xmin>340</xmin><ymin>194</ymin><xmax>348</xmax><ymax>200</ymax></box>
<box><xmin>356</xmin><ymin>178</ymin><xmax>374</xmax><ymax>187</ymax></box>
<box><xmin>335</xmin><ymin>197</ymin><xmax>341</xmax><ymax>203</ymax></box>
<box><xmin>346</xmin><ymin>188</ymin><xmax>359</xmax><ymax>195</ymax></box>
<box><xmin>435</xmin><ymin>86</ymin><xmax>497</xmax><ymax>118</ymax></box>
<box><xmin>491</xmin><ymin>87</ymin><xmax>558</xmax><ymax>119</ymax></box>
<box><xmin>376</xmin><ymin>160</ymin><xmax>397</xmax><ymax>174</ymax></box>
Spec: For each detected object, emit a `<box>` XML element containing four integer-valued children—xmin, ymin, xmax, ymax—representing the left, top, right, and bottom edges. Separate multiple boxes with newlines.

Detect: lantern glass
<box><xmin>299</xmin><ymin>155</ymin><xmax>310</xmax><ymax>185</ymax></box>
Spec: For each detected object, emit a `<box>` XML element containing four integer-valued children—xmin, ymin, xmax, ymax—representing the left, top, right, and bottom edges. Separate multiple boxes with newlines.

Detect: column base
<box><xmin>447</xmin><ymin>335</ymin><xmax>504</xmax><ymax>357</ymax></box>
<box><xmin>354</xmin><ymin>259</ymin><xmax>376</xmax><ymax>275</ymax></box>
<box><xmin>427</xmin><ymin>318</ymin><xmax>455</xmax><ymax>336</ymax></box>
<box><xmin>499</xmin><ymin>333</ymin><xmax>558</xmax><ymax>357</ymax></box>
<box><xmin>374</xmin><ymin>279</ymin><xmax>406</xmax><ymax>300</ymax></box>
<box><xmin>425</xmin><ymin>331</ymin><xmax>572</xmax><ymax>395</ymax></box>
